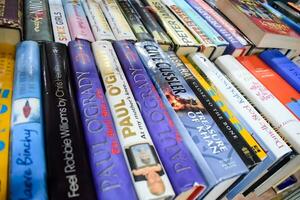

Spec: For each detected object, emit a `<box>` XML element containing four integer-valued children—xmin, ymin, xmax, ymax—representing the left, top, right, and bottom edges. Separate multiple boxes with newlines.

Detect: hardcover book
<box><xmin>49</xmin><ymin>0</ymin><xmax>71</xmax><ymax>45</ymax></box>
<box><xmin>129</xmin><ymin>0</ymin><xmax>173</xmax><ymax>50</ymax></box>
<box><xmin>238</xmin><ymin>55</ymin><xmax>300</xmax><ymax>120</ymax></box>
<box><xmin>143</xmin><ymin>0</ymin><xmax>200</xmax><ymax>55</ymax></box>
<box><xmin>62</xmin><ymin>0</ymin><xmax>95</xmax><ymax>42</ymax></box>
<box><xmin>10</xmin><ymin>41</ymin><xmax>47</xmax><ymax>200</ymax></box>
<box><xmin>114</xmin><ymin>40</ymin><xmax>207</xmax><ymax>199</ymax></box>
<box><xmin>0</xmin><ymin>0</ymin><xmax>22</xmax><ymax>45</ymax></box>
<box><xmin>187</xmin><ymin>52</ymin><xmax>292</xmax><ymax>199</ymax></box>
<box><xmin>24</xmin><ymin>0</ymin><xmax>53</xmax><ymax>41</ymax></box>
<box><xmin>41</xmin><ymin>42</ymin><xmax>97</xmax><ymax>199</ymax></box>
<box><xmin>259</xmin><ymin>50</ymin><xmax>300</xmax><ymax>93</ymax></box>
<box><xmin>135</xmin><ymin>41</ymin><xmax>248</xmax><ymax>200</ymax></box>
<box><xmin>216</xmin><ymin>0</ymin><xmax>300</xmax><ymax>50</ymax></box>
<box><xmin>82</xmin><ymin>0</ymin><xmax>115</xmax><ymax>41</ymax></box>
<box><xmin>0</xmin><ymin>44</ymin><xmax>15</xmax><ymax>200</ymax></box>
<box><xmin>98</xmin><ymin>0</ymin><xmax>137</xmax><ymax>41</ymax></box>
<box><xmin>68</xmin><ymin>40</ymin><xmax>137</xmax><ymax>200</ymax></box>
<box><xmin>92</xmin><ymin>41</ymin><xmax>175</xmax><ymax>200</ymax></box>
<box><xmin>186</xmin><ymin>0</ymin><xmax>246</xmax><ymax>56</ymax></box>
<box><xmin>167</xmin><ymin>0</ymin><xmax>228</xmax><ymax>60</ymax></box>
<box><xmin>117</xmin><ymin>0</ymin><xmax>153</xmax><ymax>41</ymax></box>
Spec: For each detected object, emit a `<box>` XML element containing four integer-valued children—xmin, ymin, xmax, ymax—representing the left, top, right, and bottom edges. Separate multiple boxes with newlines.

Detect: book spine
<box><xmin>214</xmin><ymin>55</ymin><xmax>300</xmax><ymax>153</ymax></box>
<box><xmin>24</xmin><ymin>0</ymin><xmax>53</xmax><ymax>41</ymax></box>
<box><xmin>168</xmin><ymin>52</ymin><xmax>261</xmax><ymax>168</ymax></box>
<box><xmin>41</xmin><ymin>42</ymin><xmax>96</xmax><ymax>200</ymax></box>
<box><xmin>144</xmin><ymin>0</ymin><xmax>199</xmax><ymax>55</ymax></box>
<box><xmin>10</xmin><ymin>41</ymin><xmax>47</xmax><ymax>200</ymax></box>
<box><xmin>82</xmin><ymin>0</ymin><xmax>115</xmax><ymax>41</ymax></box>
<box><xmin>186</xmin><ymin>0</ymin><xmax>245</xmax><ymax>55</ymax></box>
<box><xmin>113</xmin><ymin>40</ymin><xmax>207</xmax><ymax>198</ymax></box>
<box><xmin>117</xmin><ymin>0</ymin><xmax>153</xmax><ymax>41</ymax></box>
<box><xmin>62</xmin><ymin>0</ymin><xmax>95</xmax><ymax>42</ymax></box>
<box><xmin>49</xmin><ymin>0</ymin><xmax>72</xmax><ymax>45</ymax></box>
<box><xmin>92</xmin><ymin>41</ymin><xmax>174</xmax><ymax>200</ymax></box>
<box><xmin>98</xmin><ymin>0</ymin><xmax>137</xmax><ymax>41</ymax></box>
<box><xmin>129</xmin><ymin>0</ymin><xmax>173</xmax><ymax>50</ymax></box>
<box><xmin>68</xmin><ymin>40</ymin><xmax>137</xmax><ymax>200</ymax></box>
<box><xmin>259</xmin><ymin>50</ymin><xmax>300</xmax><ymax>93</ymax></box>
<box><xmin>0</xmin><ymin>44</ymin><xmax>15</xmax><ymax>200</ymax></box>
<box><xmin>135</xmin><ymin>41</ymin><xmax>248</xmax><ymax>192</ymax></box>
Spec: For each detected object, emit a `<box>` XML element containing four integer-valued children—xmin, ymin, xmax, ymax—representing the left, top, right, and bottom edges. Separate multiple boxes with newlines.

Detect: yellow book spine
<box><xmin>180</xmin><ymin>55</ymin><xmax>267</xmax><ymax>161</ymax></box>
<box><xmin>0</xmin><ymin>44</ymin><xmax>15</xmax><ymax>200</ymax></box>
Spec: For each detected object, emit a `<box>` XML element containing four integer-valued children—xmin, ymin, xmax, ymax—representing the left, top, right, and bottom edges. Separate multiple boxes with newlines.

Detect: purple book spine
<box><xmin>68</xmin><ymin>39</ymin><xmax>137</xmax><ymax>200</ymax></box>
<box><xmin>113</xmin><ymin>40</ymin><xmax>207</xmax><ymax>197</ymax></box>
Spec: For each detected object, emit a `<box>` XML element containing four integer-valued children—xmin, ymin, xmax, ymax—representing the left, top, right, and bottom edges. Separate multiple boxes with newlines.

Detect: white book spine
<box><xmin>96</xmin><ymin>0</ymin><xmax>137</xmax><ymax>41</ymax></box>
<box><xmin>82</xmin><ymin>0</ymin><xmax>115</xmax><ymax>41</ymax></box>
<box><xmin>49</xmin><ymin>0</ymin><xmax>71</xmax><ymax>45</ymax></box>
<box><xmin>214</xmin><ymin>55</ymin><xmax>300</xmax><ymax>153</ymax></box>
<box><xmin>92</xmin><ymin>41</ymin><xmax>174</xmax><ymax>200</ymax></box>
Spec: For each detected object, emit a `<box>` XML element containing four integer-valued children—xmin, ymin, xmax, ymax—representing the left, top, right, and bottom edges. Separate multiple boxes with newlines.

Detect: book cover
<box><xmin>168</xmin><ymin>52</ymin><xmax>262</xmax><ymax>169</ymax></box>
<box><xmin>92</xmin><ymin>41</ymin><xmax>175</xmax><ymax>200</ymax></box>
<box><xmin>259</xmin><ymin>50</ymin><xmax>300</xmax><ymax>93</ymax></box>
<box><xmin>129</xmin><ymin>0</ymin><xmax>173</xmax><ymax>50</ymax></box>
<box><xmin>114</xmin><ymin>40</ymin><xmax>207</xmax><ymax>199</ymax></box>
<box><xmin>0</xmin><ymin>0</ymin><xmax>22</xmax><ymax>45</ymax></box>
<box><xmin>117</xmin><ymin>0</ymin><xmax>153</xmax><ymax>41</ymax></box>
<box><xmin>41</xmin><ymin>42</ymin><xmax>97</xmax><ymax>199</ymax></box>
<box><xmin>98</xmin><ymin>0</ymin><xmax>137</xmax><ymax>41</ymax></box>
<box><xmin>186</xmin><ymin>0</ymin><xmax>246</xmax><ymax>56</ymax></box>
<box><xmin>62</xmin><ymin>0</ymin><xmax>95</xmax><ymax>42</ymax></box>
<box><xmin>238</xmin><ymin>55</ymin><xmax>300</xmax><ymax>120</ymax></box>
<box><xmin>187</xmin><ymin>52</ymin><xmax>292</xmax><ymax>199</ymax></box>
<box><xmin>135</xmin><ymin>41</ymin><xmax>248</xmax><ymax>200</ymax></box>
<box><xmin>68</xmin><ymin>40</ymin><xmax>137</xmax><ymax>200</ymax></box>
<box><xmin>24</xmin><ymin>0</ymin><xmax>53</xmax><ymax>41</ymax></box>
<box><xmin>143</xmin><ymin>0</ymin><xmax>200</xmax><ymax>55</ymax></box>
<box><xmin>0</xmin><ymin>44</ymin><xmax>15</xmax><ymax>200</ymax></box>
<box><xmin>82</xmin><ymin>0</ymin><xmax>115</xmax><ymax>41</ymax></box>
<box><xmin>168</xmin><ymin>0</ymin><xmax>228</xmax><ymax>60</ymax></box>
<box><xmin>49</xmin><ymin>0</ymin><xmax>71</xmax><ymax>45</ymax></box>
<box><xmin>10</xmin><ymin>41</ymin><xmax>47</xmax><ymax>200</ymax></box>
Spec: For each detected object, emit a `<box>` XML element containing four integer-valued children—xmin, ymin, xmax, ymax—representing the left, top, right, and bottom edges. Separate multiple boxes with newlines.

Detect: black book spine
<box><xmin>41</xmin><ymin>42</ymin><xmax>96</xmax><ymax>200</ymax></box>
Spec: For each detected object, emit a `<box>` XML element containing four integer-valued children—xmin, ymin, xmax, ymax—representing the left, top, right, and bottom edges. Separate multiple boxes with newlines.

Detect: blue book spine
<box><xmin>186</xmin><ymin>0</ymin><xmax>245</xmax><ymax>55</ymax></box>
<box><xmin>259</xmin><ymin>50</ymin><xmax>300</xmax><ymax>93</ymax></box>
<box><xmin>10</xmin><ymin>41</ymin><xmax>48</xmax><ymax>200</ymax></box>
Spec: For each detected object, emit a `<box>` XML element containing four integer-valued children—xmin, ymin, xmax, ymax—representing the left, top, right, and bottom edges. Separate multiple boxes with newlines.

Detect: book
<box><xmin>187</xmin><ymin>52</ymin><xmax>292</xmax><ymax>199</ymax></box>
<box><xmin>24</xmin><ymin>0</ymin><xmax>53</xmax><ymax>41</ymax></box>
<box><xmin>273</xmin><ymin>1</ymin><xmax>300</xmax><ymax>23</ymax></box>
<box><xmin>216</xmin><ymin>0</ymin><xmax>300</xmax><ymax>50</ymax></box>
<box><xmin>81</xmin><ymin>0</ymin><xmax>115</xmax><ymax>41</ymax></box>
<box><xmin>117</xmin><ymin>0</ymin><xmax>153</xmax><ymax>41</ymax></box>
<box><xmin>10</xmin><ymin>41</ymin><xmax>47</xmax><ymax>200</ymax></box>
<box><xmin>135</xmin><ymin>41</ymin><xmax>248</xmax><ymax>200</ymax></box>
<box><xmin>68</xmin><ymin>40</ymin><xmax>137</xmax><ymax>200</ymax></box>
<box><xmin>186</xmin><ymin>0</ymin><xmax>247</xmax><ymax>57</ymax></box>
<box><xmin>259</xmin><ymin>50</ymin><xmax>300</xmax><ymax>93</ymax></box>
<box><xmin>238</xmin><ymin>55</ymin><xmax>300</xmax><ymax>120</ymax></box>
<box><xmin>113</xmin><ymin>40</ymin><xmax>207</xmax><ymax>199</ymax></box>
<box><xmin>92</xmin><ymin>41</ymin><xmax>175</xmax><ymax>200</ymax></box>
<box><xmin>41</xmin><ymin>42</ymin><xmax>97</xmax><ymax>200</ymax></box>
<box><xmin>168</xmin><ymin>52</ymin><xmax>262</xmax><ymax>169</ymax></box>
<box><xmin>0</xmin><ymin>44</ymin><xmax>15</xmax><ymax>200</ymax></box>
<box><xmin>49</xmin><ymin>0</ymin><xmax>72</xmax><ymax>45</ymax></box>
<box><xmin>0</xmin><ymin>0</ymin><xmax>22</xmax><ymax>45</ymax></box>
<box><xmin>288</xmin><ymin>2</ymin><xmax>300</xmax><ymax>12</ymax></box>
<box><xmin>143</xmin><ymin>0</ymin><xmax>200</xmax><ymax>55</ymax></box>
<box><xmin>62</xmin><ymin>0</ymin><xmax>95</xmax><ymax>42</ymax></box>
<box><xmin>98</xmin><ymin>0</ymin><xmax>137</xmax><ymax>41</ymax></box>
<box><xmin>129</xmin><ymin>0</ymin><xmax>173</xmax><ymax>50</ymax></box>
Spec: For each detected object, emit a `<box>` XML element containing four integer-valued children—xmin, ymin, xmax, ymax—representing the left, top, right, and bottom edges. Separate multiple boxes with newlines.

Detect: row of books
<box><xmin>0</xmin><ymin>0</ymin><xmax>300</xmax><ymax>200</ymax></box>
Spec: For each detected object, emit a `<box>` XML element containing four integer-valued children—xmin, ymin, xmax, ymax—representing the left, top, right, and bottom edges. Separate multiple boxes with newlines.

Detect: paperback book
<box><xmin>92</xmin><ymin>41</ymin><xmax>174</xmax><ymax>200</ymax></box>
